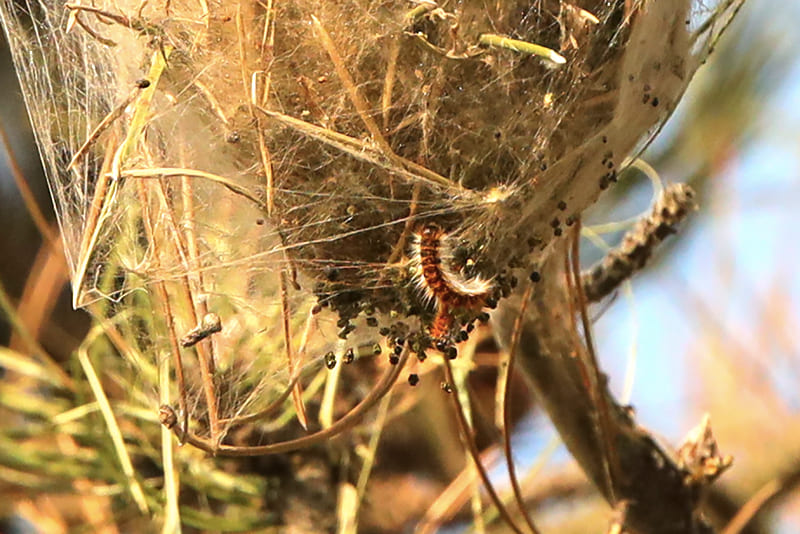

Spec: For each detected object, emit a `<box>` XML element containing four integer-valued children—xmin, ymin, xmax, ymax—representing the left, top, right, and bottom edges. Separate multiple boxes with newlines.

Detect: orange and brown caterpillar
<box><xmin>410</xmin><ymin>223</ymin><xmax>493</xmax><ymax>341</ymax></box>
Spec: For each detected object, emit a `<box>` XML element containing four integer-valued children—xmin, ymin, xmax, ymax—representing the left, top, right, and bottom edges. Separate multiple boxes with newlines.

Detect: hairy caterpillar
<box><xmin>410</xmin><ymin>223</ymin><xmax>493</xmax><ymax>341</ymax></box>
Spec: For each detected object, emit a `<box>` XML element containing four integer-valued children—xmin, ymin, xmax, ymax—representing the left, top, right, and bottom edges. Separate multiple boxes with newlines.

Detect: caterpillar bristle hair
<box><xmin>409</xmin><ymin>223</ymin><xmax>493</xmax><ymax>343</ymax></box>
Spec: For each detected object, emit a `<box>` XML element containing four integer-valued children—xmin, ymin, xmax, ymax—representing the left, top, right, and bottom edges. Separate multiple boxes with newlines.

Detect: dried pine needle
<box><xmin>78</xmin><ymin>342</ymin><xmax>148</xmax><ymax>514</ymax></box>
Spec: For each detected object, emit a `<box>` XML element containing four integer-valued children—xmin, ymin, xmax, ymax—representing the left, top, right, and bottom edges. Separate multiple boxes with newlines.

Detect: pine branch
<box><xmin>494</xmin><ymin>246</ymin><xmax>729</xmax><ymax>534</ymax></box>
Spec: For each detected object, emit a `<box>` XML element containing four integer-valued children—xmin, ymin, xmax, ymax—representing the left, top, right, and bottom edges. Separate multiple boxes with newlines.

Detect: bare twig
<box><xmin>0</xmin><ymin>124</ymin><xmax>58</xmax><ymax>244</ymax></box>
<box><xmin>280</xmin><ymin>269</ymin><xmax>308</xmax><ymax>429</ymax></box>
<box><xmin>570</xmin><ymin>222</ymin><xmax>619</xmax><ymax>502</ymax></box>
<box><xmin>501</xmin><ymin>282</ymin><xmax>542</xmax><ymax>534</ymax></box>
<box><xmin>441</xmin><ymin>357</ymin><xmax>527</xmax><ymax>534</ymax></box>
<box><xmin>722</xmin><ymin>460</ymin><xmax>800</xmax><ymax>534</ymax></box>
<box><xmin>163</xmin><ymin>346</ymin><xmax>409</xmax><ymax>456</ymax></box>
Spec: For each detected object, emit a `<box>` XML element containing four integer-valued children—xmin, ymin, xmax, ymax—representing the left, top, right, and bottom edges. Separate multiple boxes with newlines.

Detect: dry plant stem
<box><xmin>234</xmin><ymin>4</ymin><xmax>251</xmax><ymax>106</ymax></box>
<box><xmin>354</xmin><ymin>384</ymin><xmax>394</xmax><ymax>509</ymax></box>
<box><xmin>157</xmin><ymin>319</ymin><xmax>181</xmax><ymax>534</ymax></box>
<box><xmin>0</xmin><ymin>279</ymin><xmax>72</xmax><ymax>388</ymax></box>
<box><xmin>337</xmin><ymin>482</ymin><xmax>358</xmax><ymax>534</ymax></box>
<box><xmin>253</xmin><ymin>106</ymin><xmax>459</xmax><ymax>193</ymax></box>
<box><xmin>441</xmin><ymin>357</ymin><xmax>527</xmax><ymax>534</ymax></box>
<box><xmin>166</xmin><ymin>348</ymin><xmax>410</xmax><ymax>456</ymax></box>
<box><xmin>153</xmin><ymin>176</ymin><xmax>221</xmax><ymax>414</ymax></box>
<box><xmin>121</xmin><ymin>168</ymin><xmax>265</xmax><ymax>209</ymax></box>
<box><xmin>73</xmin><ymin>49</ymin><xmax>168</xmax><ymax>307</ymax></box>
<box><xmin>417</xmin><ymin>448</ymin><xmax>503</xmax><ymax>534</ymax></box>
<box><xmin>501</xmin><ymin>282</ymin><xmax>542</xmax><ymax>534</ymax></box>
<box><xmin>77</xmin><ymin>344</ymin><xmax>148</xmax><ymax>513</ymax></box>
<box><xmin>722</xmin><ymin>462</ymin><xmax>800</xmax><ymax>534</ymax></box>
<box><xmin>570</xmin><ymin>222</ymin><xmax>619</xmax><ymax>502</ymax></box>
<box><xmin>63</xmin><ymin>4</ymin><xmax>141</xmax><ymax>31</ymax></box>
<box><xmin>144</xmin><ymin>167</ymin><xmax>223</xmax><ymax>434</ymax></box>
<box><xmin>237</xmin><ymin>2</ymin><xmax>276</xmax><ymax>216</ymax></box>
<box><xmin>280</xmin><ymin>269</ymin><xmax>308</xmax><ymax>429</ymax></box>
<box><xmin>217</xmin><ymin>371</ymin><xmax>300</xmax><ymax>426</ymax></box>
<box><xmin>494</xmin><ymin>249</ymin><xmax>717</xmax><ymax>534</ymax></box>
<box><xmin>3</xmin><ymin>131</ymin><xmax>69</xmax><ymax>351</ymax></box>
<box><xmin>0</xmin><ymin>124</ymin><xmax>57</xmax><ymax>244</ymax></box>
<box><xmin>66</xmin><ymin>83</ymin><xmax>145</xmax><ymax>171</ymax></box>
<box><xmin>692</xmin><ymin>0</ymin><xmax>746</xmax><ymax>49</ymax></box>
<box><xmin>179</xmin><ymin>158</ymin><xmax>216</xmax><ymax>371</ymax></box>
<box><xmin>154</xmin><ymin>281</ymin><xmax>188</xmax><ymax>437</ymax></box>
<box><xmin>381</xmin><ymin>38</ymin><xmax>399</xmax><ymax>131</ymax></box>
<box><xmin>68</xmin><ymin>11</ymin><xmax>117</xmax><ymax>47</ymax></box>
<box><xmin>256</xmin><ymin>126</ymin><xmax>274</xmax><ymax>216</ymax></box>
<box><xmin>192</xmin><ymin>332</ymin><xmax>220</xmax><ymax>441</ymax></box>
<box><xmin>73</xmin><ymin>137</ymin><xmax>116</xmax><ymax>305</ymax></box>
<box><xmin>9</xmin><ymin>240</ymin><xmax>68</xmax><ymax>358</ymax></box>
<box><xmin>310</xmin><ymin>15</ymin><xmax>391</xmax><ymax>155</ymax></box>
<box><xmin>137</xmin><ymin>180</ymin><xmax>189</xmax><ymax>437</ymax></box>
<box><xmin>384</xmin><ymin>183</ymin><xmax>421</xmax><ymax>267</ymax></box>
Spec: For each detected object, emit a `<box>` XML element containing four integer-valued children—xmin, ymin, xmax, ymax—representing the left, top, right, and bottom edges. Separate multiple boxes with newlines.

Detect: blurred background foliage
<box><xmin>1</xmin><ymin>0</ymin><xmax>798</xmax><ymax>532</ymax></box>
